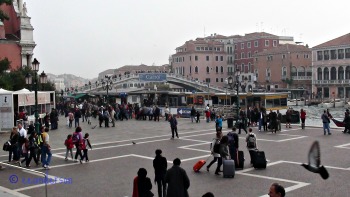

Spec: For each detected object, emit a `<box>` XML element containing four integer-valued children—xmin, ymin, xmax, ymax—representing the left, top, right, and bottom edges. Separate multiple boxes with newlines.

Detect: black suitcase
<box><xmin>252</xmin><ymin>150</ymin><xmax>267</xmax><ymax>169</ymax></box>
<box><xmin>223</xmin><ymin>159</ymin><xmax>235</xmax><ymax>178</ymax></box>
<box><xmin>235</xmin><ymin>150</ymin><xmax>245</xmax><ymax>169</ymax></box>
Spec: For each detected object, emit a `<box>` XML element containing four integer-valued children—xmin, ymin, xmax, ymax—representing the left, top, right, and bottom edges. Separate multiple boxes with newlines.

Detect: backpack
<box><xmin>213</xmin><ymin>142</ymin><xmax>220</xmax><ymax>154</ymax></box>
<box><xmin>247</xmin><ymin>134</ymin><xmax>256</xmax><ymax>148</ymax></box>
<box><xmin>227</xmin><ymin>132</ymin><xmax>235</xmax><ymax>146</ymax></box>
<box><xmin>72</xmin><ymin>133</ymin><xmax>80</xmax><ymax>144</ymax></box>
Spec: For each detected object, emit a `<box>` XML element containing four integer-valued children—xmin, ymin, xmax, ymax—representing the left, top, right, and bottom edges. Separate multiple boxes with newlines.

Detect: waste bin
<box><xmin>227</xmin><ymin>118</ymin><xmax>234</xmax><ymax>128</ymax></box>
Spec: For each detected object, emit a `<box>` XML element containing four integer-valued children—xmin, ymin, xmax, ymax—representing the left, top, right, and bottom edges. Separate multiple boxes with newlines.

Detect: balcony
<box><xmin>292</xmin><ymin>76</ymin><xmax>312</xmax><ymax>80</ymax></box>
<box><xmin>265</xmin><ymin>76</ymin><xmax>270</xmax><ymax>82</ymax></box>
<box><xmin>281</xmin><ymin>75</ymin><xmax>287</xmax><ymax>80</ymax></box>
<box><xmin>314</xmin><ymin>79</ymin><xmax>350</xmax><ymax>85</ymax></box>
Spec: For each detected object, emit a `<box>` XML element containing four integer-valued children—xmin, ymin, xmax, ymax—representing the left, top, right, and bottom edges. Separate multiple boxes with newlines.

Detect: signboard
<box><xmin>139</xmin><ymin>73</ymin><xmax>167</xmax><ymax>82</ymax></box>
<box><xmin>194</xmin><ymin>96</ymin><xmax>204</xmax><ymax>105</ymax></box>
<box><xmin>0</xmin><ymin>94</ymin><xmax>13</xmax><ymax>129</ymax></box>
<box><xmin>177</xmin><ymin>108</ymin><xmax>191</xmax><ymax>118</ymax></box>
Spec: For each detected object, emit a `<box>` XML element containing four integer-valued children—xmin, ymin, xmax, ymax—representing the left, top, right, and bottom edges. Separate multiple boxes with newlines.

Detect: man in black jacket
<box><xmin>153</xmin><ymin>149</ymin><xmax>167</xmax><ymax>197</ymax></box>
<box><xmin>165</xmin><ymin>158</ymin><xmax>190</xmax><ymax>197</ymax></box>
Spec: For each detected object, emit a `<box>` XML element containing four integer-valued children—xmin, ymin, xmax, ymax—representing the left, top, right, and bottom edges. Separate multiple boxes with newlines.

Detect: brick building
<box><xmin>254</xmin><ymin>44</ymin><xmax>312</xmax><ymax>91</ymax></box>
<box><xmin>0</xmin><ymin>1</ymin><xmax>36</xmax><ymax>70</ymax></box>
<box><xmin>312</xmin><ymin>33</ymin><xmax>350</xmax><ymax>99</ymax></box>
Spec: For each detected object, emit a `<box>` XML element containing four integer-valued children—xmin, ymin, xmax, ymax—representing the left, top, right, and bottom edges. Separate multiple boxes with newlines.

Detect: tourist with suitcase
<box><xmin>206</xmin><ymin>130</ymin><xmax>222</xmax><ymax>172</ymax></box>
<box><xmin>246</xmin><ymin>128</ymin><xmax>258</xmax><ymax>165</ymax></box>
<box><xmin>218</xmin><ymin>136</ymin><xmax>234</xmax><ymax>177</ymax></box>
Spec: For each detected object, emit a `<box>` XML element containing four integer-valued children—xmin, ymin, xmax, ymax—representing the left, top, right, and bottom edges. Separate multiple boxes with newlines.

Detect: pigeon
<box><xmin>91</xmin><ymin>125</ymin><xmax>97</xmax><ymax>129</ymax></box>
<box><xmin>132</xmin><ymin>141</ymin><xmax>136</xmax><ymax>145</ymax></box>
<box><xmin>301</xmin><ymin>141</ymin><xmax>329</xmax><ymax>180</ymax></box>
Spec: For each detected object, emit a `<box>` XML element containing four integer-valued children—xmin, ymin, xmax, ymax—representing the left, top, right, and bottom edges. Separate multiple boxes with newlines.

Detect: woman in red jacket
<box><xmin>300</xmin><ymin>109</ymin><xmax>306</xmax><ymax>129</ymax></box>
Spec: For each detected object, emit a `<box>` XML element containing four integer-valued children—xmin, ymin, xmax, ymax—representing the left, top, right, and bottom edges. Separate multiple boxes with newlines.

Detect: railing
<box><xmin>292</xmin><ymin>76</ymin><xmax>312</xmax><ymax>80</ymax></box>
<box><xmin>314</xmin><ymin>79</ymin><xmax>350</xmax><ymax>84</ymax></box>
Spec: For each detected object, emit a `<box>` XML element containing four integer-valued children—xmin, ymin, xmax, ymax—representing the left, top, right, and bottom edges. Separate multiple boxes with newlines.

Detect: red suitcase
<box><xmin>193</xmin><ymin>160</ymin><xmax>206</xmax><ymax>172</ymax></box>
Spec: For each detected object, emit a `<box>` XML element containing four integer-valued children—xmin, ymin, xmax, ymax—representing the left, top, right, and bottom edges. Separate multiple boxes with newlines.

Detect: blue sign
<box><xmin>139</xmin><ymin>73</ymin><xmax>167</xmax><ymax>82</ymax></box>
<box><xmin>177</xmin><ymin>108</ymin><xmax>192</xmax><ymax>118</ymax></box>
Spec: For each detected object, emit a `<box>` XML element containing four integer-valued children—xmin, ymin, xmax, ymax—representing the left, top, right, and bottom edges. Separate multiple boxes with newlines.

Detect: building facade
<box><xmin>0</xmin><ymin>1</ymin><xmax>36</xmax><ymax>70</ymax></box>
<box><xmin>254</xmin><ymin>44</ymin><xmax>312</xmax><ymax>91</ymax></box>
<box><xmin>312</xmin><ymin>33</ymin><xmax>350</xmax><ymax>99</ymax></box>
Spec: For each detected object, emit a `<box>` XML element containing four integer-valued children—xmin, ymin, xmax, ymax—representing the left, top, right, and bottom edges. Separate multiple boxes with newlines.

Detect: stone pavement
<box><xmin>0</xmin><ymin>116</ymin><xmax>350</xmax><ymax>197</ymax></box>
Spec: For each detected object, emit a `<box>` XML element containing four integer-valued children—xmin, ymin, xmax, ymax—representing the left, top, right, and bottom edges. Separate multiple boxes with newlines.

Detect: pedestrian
<box><xmin>276</xmin><ymin>110</ymin><xmax>282</xmax><ymax>131</ymax></box>
<box><xmin>8</xmin><ymin>127</ymin><xmax>19</xmax><ymax>164</ymax></box>
<box><xmin>72</xmin><ymin>126</ymin><xmax>84</xmax><ymax>163</ymax></box>
<box><xmin>196</xmin><ymin>110</ymin><xmax>201</xmax><ymax>123</ymax></box>
<box><xmin>98</xmin><ymin>111</ymin><xmax>104</xmax><ymax>127</ymax></box>
<box><xmin>321</xmin><ymin>110</ymin><xmax>331</xmax><ymax>135</ymax></box>
<box><xmin>246</xmin><ymin>128</ymin><xmax>258</xmax><ymax>165</ymax></box>
<box><xmin>205</xmin><ymin>110</ymin><xmax>211</xmax><ymax>123</ymax></box>
<box><xmin>268</xmin><ymin>183</ymin><xmax>285</xmax><ymax>197</ymax></box>
<box><xmin>206</xmin><ymin>130</ymin><xmax>222</xmax><ymax>172</ymax></box>
<box><xmin>132</xmin><ymin>168</ymin><xmax>153</xmax><ymax>197</ymax></box>
<box><xmin>154</xmin><ymin>105</ymin><xmax>160</xmax><ymax>121</ymax></box>
<box><xmin>41</xmin><ymin>127</ymin><xmax>52</xmax><ymax>169</ymax></box>
<box><xmin>164</xmin><ymin>106</ymin><xmax>170</xmax><ymax>121</ymax></box>
<box><xmin>110</xmin><ymin>107</ymin><xmax>116</xmax><ymax>127</ymax></box>
<box><xmin>68</xmin><ymin>110</ymin><xmax>74</xmax><ymax>128</ymax></box>
<box><xmin>258</xmin><ymin>108</ymin><xmax>263</xmax><ymax>132</ymax></box>
<box><xmin>227</xmin><ymin>127</ymin><xmax>239</xmax><ymax>162</ymax></box>
<box><xmin>202</xmin><ymin>192</ymin><xmax>215</xmax><ymax>197</ymax></box>
<box><xmin>26</xmin><ymin>132</ymin><xmax>39</xmax><ymax>167</ymax></box>
<box><xmin>263</xmin><ymin>111</ymin><xmax>268</xmax><ymax>131</ymax></box>
<box><xmin>168</xmin><ymin>115</ymin><xmax>179</xmax><ymax>139</ymax></box>
<box><xmin>74</xmin><ymin>108</ymin><xmax>81</xmax><ymax>128</ymax></box>
<box><xmin>103</xmin><ymin>109</ymin><xmax>110</xmax><ymax>127</ymax></box>
<box><xmin>86</xmin><ymin>109</ymin><xmax>92</xmax><ymax>125</ymax></box>
<box><xmin>285</xmin><ymin>109</ymin><xmax>292</xmax><ymax>128</ymax></box>
<box><xmin>343</xmin><ymin>110</ymin><xmax>350</xmax><ymax>133</ymax></box>
<box><xmin>165</xmin><ymin>158</ymin><xmax>190</xmax><ymax>197</ymax></box>
<box><xmin>300</xmin><ymin>109</ymin><xmax>306</xmax><ymax>129</ymax></box>
<box><xmin>269</xmin><ymin>110</ymin><xmax>278</xmax><ymax>133</ymax></box>
<box><xmin>238</xmin><ymin>109</ymin><xmax>247</xmax><ymax>134</ymax></box>
<box><xmin>217</xmin><ymin>135</ymin><xmax>229</xmax><ymax>175</ymax></box>
<box><xmin>215</xmin><ymin>115</ymin><xmax>223</xmax><ymax>130</ymax></box>
<box><xmin>81</xmin><ymin>133</ymin><xmax>92</xmax><ymax>162</ymax></box>
<box><xmin>153</xmin><ymin>149</ymin><xmax>167</xmax><ymax>197</ymax></box>
<box><xmin>64</xmin><ymin>134</ymin><xmax>74</xmax><ymax>161</ymax></box>
<box><xmin>190</xmin><ymin>106</ymin><xmax>196</xmax><ymax>123</ymax></box>
<box><xmin>36</xmin><ymin>126</ymin><xmax>45</xmax><ymax>165</ymax></box>
<box><xmin>19</xmin><ymin>138</ymin><xmax>29</xmax><ymax>167</ymax></box>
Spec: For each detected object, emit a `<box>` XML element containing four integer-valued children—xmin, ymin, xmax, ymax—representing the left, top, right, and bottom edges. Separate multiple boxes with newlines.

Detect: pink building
<box><xmin>171</xmin><ymin>38</ymin><xmax>227</xmax><ymax>87</ymax></box>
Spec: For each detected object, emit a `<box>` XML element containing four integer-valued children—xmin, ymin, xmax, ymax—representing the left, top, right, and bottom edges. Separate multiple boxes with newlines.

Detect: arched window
<box><xmin>324</xmin><ymin>67</ymin><xmax>329</xmax><ymax>80</ymax></box>
<box><xmin>206</xmin><ymin>66</ymin><xmax>210</xmax><ymax>73</ymax></box>
<box><xmin>282</xmin><ymin>66</ymin><xmax>287</xmax><ymax>76</ymax></box>
<box><xmin>317</xmin><ymin>68</ymin><xmax>322</xmax><ymax>80</ymax></box>
<box><xmin>346</xmin><ymin>66</ymin><xmax>350</xmax><ymax>79</ymax></box>
<box><xmin>330</xmin><ymin>67</ymin><xmax>336</xmax><ymax>80</ymax></box>
<box><xmin>216</xmin><ymin>66</ymin><xmax>218</xmax><ymax>73</ymax></box>
<box><xmin>248</xmin><ymin>62</ymin><xmax>251</xmax><ymax>72</ymax></box>
<box><xmin>220</xmin><ymin>66</ymin><xmax>223</xmax><ymax>73</ymax></box>
<box><xmin>266</xmin><ymin>68</ymin><xmax>271</xmax><ymax>76</ymax></box>
<box><xmin>298</xmin><ymin>66</ymin><xmax>305</xmax><ymax>76</ymax></box>
<box><xmin>195</xmin><ymin>66</ymin><xmax>198</xmax><ymax>73</ymax></box>
<box><xmin>190</xmin><ymin>66</ymin><xmax>192</xmax><ymax>74</ymax></box>
<box><xmin>338</xmin><ymin>66</ymin><xmax>344</xmax><ymax>79</ymax></box>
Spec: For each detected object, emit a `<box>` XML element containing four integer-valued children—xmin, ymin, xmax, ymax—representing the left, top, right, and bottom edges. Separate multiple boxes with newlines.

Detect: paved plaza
<box><xmin>0</xmin><ymin>116</ymin><xmax>350</xmax><ymax>197</ymax></box>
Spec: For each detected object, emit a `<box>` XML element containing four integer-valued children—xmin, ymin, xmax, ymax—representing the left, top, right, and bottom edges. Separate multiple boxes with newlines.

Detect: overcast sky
<box><xmin>25</xmin><ymin>0</ymin><xmax>349</xmax><ymax>79</ymax></box>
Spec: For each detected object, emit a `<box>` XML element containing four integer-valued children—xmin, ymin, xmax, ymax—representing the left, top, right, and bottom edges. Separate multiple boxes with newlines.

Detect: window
<box><xmin>206</xmin><ymin>56</ymin><xmax>209</xmax><ymax>61</ymax></box>
<box><xmin>241</xmin><ymin>43</ymin><xmax>244</xmax><ymax>49</ymax></box>
<box><xmin>265</xmin><ymin>40</ymin><xmax>269</xmax><ymax>46</ymax></box>
<box><xmin>206</xmin><ymin>78</ymin><xmax>211</xmax><ymax>83</ymax></box>
<box><xmin>254</xmin><ymin>41</ymin><xmax>258</xmax><ymax>47</ymax></box>
<box><xmin>282</xmin><ymin>54</ymin><xmax>286</xmax><ymax>59</ymax></box>
<box><xmin>296</xmin><ymin>54</ymin><xmax>299</xmax><ymax>59</ymax></box>
<box><xmin>234</xmin><ymin>44</ymin><xmax>237</xmax><ymax>50</ymax></box>
<box><xmin>196</xmin><ymin>47</ymin><xmax>200</xmax><ymax>51</ymax></box>
<box><xmin>209</xmin><ymin>47</ymin><xmax>212</xmax><ymax>51</ymax></box>
<box><xmin>189</xmin><ymin>56</ymin><xmax>191</xmax><ymax>61</ymax></box>
<box><xmin>190</xmin><ymin>66</ymin><xmax>192</xmax><ymax>74</ymax></box>
<box><xmin>338</xmin><ymin>49</ymin><xmax>344</xmax><ymax>59</ymax></box>
<box><xmin>195</xmin><ymin>56</ymin><xmax>198</xmax><ymax>61</ymax></box>
<box><xmin>235</xmin><ymin>53</ymin><xmax>238</xmax><ymax>59</ymax></box>
<box><xmin>220</xmin><ymin>66</ymin><xmax>223</xmax><ymax>73</ymax></box>
<box><xmin>241</xmin><ymin>64</ymin><xmax>245</xmax><ymax>72</ymax></box>
<box><xmin>330</xmin><ymin>50</ymin><xmax>337</xmax><ymax>60</ymax></box>
<box><xmin>317</xmin><ymin>51</ymin><xmax>323</xmax><ymax>60</ymax></box>
<box><xmin>216</xmin><ymin>66</ymin><xmax>219</xmax><ymax>73</ymax></box>
<box><xmin>324</xmin><ymin>51</ymin><xmax>329</xmax><ymax>60</ymax></box>
<box><xmin>248</xmin><ymin>62</ymin><xmax>251</xmax><ymax>72</ymax></box>
<box><xmin>205</xmin><ymin>47</ymin><xmax>208</xmax><ymax>51</ymax></box>
<box><xmin>220</xmin><ymin>56</ymin><xmax>223</xmax><ymax>61</ymax></box>
<box><xmin>248</xmin><ymin>52</ymin><xmax>251</xmax><ymax>58</ymax></box>
<box><xmin>206</xmin><ymin>66</ymin><xmax>210</xmax><ymax>73</ymax></box>
<box><xmin>346</xmin><ymin>48</ymin><xmax>350</xmax><ymax>58</ymax></box>
<box><xmin>215</xmin><ymin>56</ymin><xmax>218</xmax><ymax>61</ymax></box>
<box><xmin>304</xmin><ymin>54</ymin><xmax>309</xmax><ymax>59</ymax></box>
<box><xmin>273</xmin><ymin>40</ymin><xmax>277</xmax><ymax>47</ymax></box>
<box><xmin>241</xmin><ymin>52</ymin><xmax>245</xmax><ymax>59</ymax></box>
<box><xmin>247</xmin><ymin>42</ymin><xmax>251</xmax><ymax>48</ymax></box>
<box><xmin>255</xmin><ymin>58</ymin><xmax>258</xmax><ymax>62</ymax></box>
<box><xmin>216</xmin><ymin>78</ymin><xmax>219</xmax><ymax>82</ymax></box>
<box><xmin>221</xmin><ymin>78</ymin><xmax>223</xmax><ymax>82</ymax></box>
<box><xmin>201</xmin><ymin>47</ymin><xmax>204</xmax><ymax>50</ymax></box>
<box><xmin>195</xmin><ymin>66</ymin><xmax>198</xmax><ymax>73</ymax></box>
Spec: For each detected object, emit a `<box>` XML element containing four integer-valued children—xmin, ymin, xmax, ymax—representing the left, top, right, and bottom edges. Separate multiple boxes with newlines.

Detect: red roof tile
<box><xmin>255</xmin><ymin>44</ymin><xmax>311</xmax><ymax>56</ymax></box>
<box><xmin>313</xmin><ymin>33</ymin><xmax>350</xmax><ymax>49</ymax></box>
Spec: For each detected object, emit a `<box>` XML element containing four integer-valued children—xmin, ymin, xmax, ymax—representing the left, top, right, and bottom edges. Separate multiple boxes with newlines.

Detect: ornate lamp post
<box><xmin>25</xmin><ymin>58</ymin><xmax>47</xmax><ymax>134</ymax></box>
<box><xmin>227</xmin><ymin>68</ymin><xmax>242</xmax><ymax>122</ymax></box>
<box><xmin>96</xmin><ymin>76</ymin><xmax>113</xmax><ymax>104</ymax></box>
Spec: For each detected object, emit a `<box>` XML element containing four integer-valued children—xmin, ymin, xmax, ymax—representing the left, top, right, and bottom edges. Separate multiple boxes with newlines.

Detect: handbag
<box><xmin>3</xmin><ymin>141</ymin><xmax>11</xmax><ymax>151</ymax></box>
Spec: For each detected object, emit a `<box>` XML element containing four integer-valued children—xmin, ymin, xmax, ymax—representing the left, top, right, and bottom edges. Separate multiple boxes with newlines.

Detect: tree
<box><xmin>0</xmin><ymin>0</ymin><xmax>13</xmax><ymax>22</ymax></box>
<box><xmin>0</xmin><ymin>57</ymin><xmax>10</xmax><ymax>73</ymax></box>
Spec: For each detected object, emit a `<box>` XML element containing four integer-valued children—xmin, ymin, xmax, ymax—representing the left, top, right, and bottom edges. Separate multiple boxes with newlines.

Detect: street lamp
<box><xmin>25</xmin><ymin>58</ymin><xmax>47</xmax><ymax>135</ymax></box>
<box><xmin>96</xmin><ymin>75</ymin><xmax>113</xmax><ymax>104</ymax></box>
<box><xmin>225</xmin><ymin>78</ymin><xmax>228</xmax><ymax>106</ymax></box>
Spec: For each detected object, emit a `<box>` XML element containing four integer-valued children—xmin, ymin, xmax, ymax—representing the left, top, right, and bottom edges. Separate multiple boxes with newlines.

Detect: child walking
<box><xmin>64</xmin><ymin>134</ymin><xmax>74</xmax><ymax>161</ymax></box>
<box><xmin>81</xmin><ymin>133</ymin><xmax>92</xmax><ymax>162</ymax></box>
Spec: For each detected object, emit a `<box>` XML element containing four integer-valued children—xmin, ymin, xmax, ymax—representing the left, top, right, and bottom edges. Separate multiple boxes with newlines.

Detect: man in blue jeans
<box><xmin>321</xmin><ymin>110</ymin><xmax>331</xmax><ymax>135</ymax></box>
<box><xmin>41</xmin><ymin>127</ymin><xmax>52</xmax><ymax>169</ymax></box>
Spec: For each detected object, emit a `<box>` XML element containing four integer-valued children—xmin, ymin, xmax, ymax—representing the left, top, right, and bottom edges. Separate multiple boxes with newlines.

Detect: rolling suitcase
<box><xmin>223</xmin><ymin>159</ymin><xmax>235</xmax><ymax>178</ymax></box>
<box><xmin>235</xmin><ymin>150</ymin><xmax>245</xmax><ymax>169</ymax></box>
<box><xmin>193</xmin><ymin>160</ymin><xmax>206</xmax><ymax>172</ymax></box>
<box><xmin>252</xmin><ymin>150</ymin><xmax>267</xmax><ymax>169</ymax></box>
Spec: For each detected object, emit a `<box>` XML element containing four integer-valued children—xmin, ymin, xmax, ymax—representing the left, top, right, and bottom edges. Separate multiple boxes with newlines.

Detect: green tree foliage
<box><xmin>0</xmin><ymin>58</ymin><xmax>56</xmax><ymax>91</ymax></box>
<box><xmin>0</xmin><ymin>0</ymin><xmax>13</xmax><ymax>22</ymax></box>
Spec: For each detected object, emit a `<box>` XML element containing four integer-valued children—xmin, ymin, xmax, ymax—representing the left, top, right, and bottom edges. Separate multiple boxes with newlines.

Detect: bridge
<box><xmin>78</xmin><ymin>73</ymin><xmax>235</xmax><ymax>95</ymax></box>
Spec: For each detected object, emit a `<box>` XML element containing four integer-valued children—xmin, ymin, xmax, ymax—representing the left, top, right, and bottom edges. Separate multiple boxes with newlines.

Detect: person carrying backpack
<box><xmin>206</xmin><ymin>130</ymin><xmax>222</xmax><ymax>172</ymax></box>
<box><xmin>246</xmin><ymin>128</ymin><xmax>258</xmax><ymax>165</ymax></box>
<box><xmin>227</xmin><ymin>127</ymin><xmax>239</xmax><ymax>161</ymax></box>
<box><xmin>72</xmin><ymin>127</ymin><xmax>84</xmax><ymax>163</ymax></box>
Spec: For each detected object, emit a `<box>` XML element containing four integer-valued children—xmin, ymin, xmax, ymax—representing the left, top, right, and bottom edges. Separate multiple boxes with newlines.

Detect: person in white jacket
<box><xmin>206</xmin><ymin>130</ymin><xmax>223</xmax><ymax>172</ymax></box>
